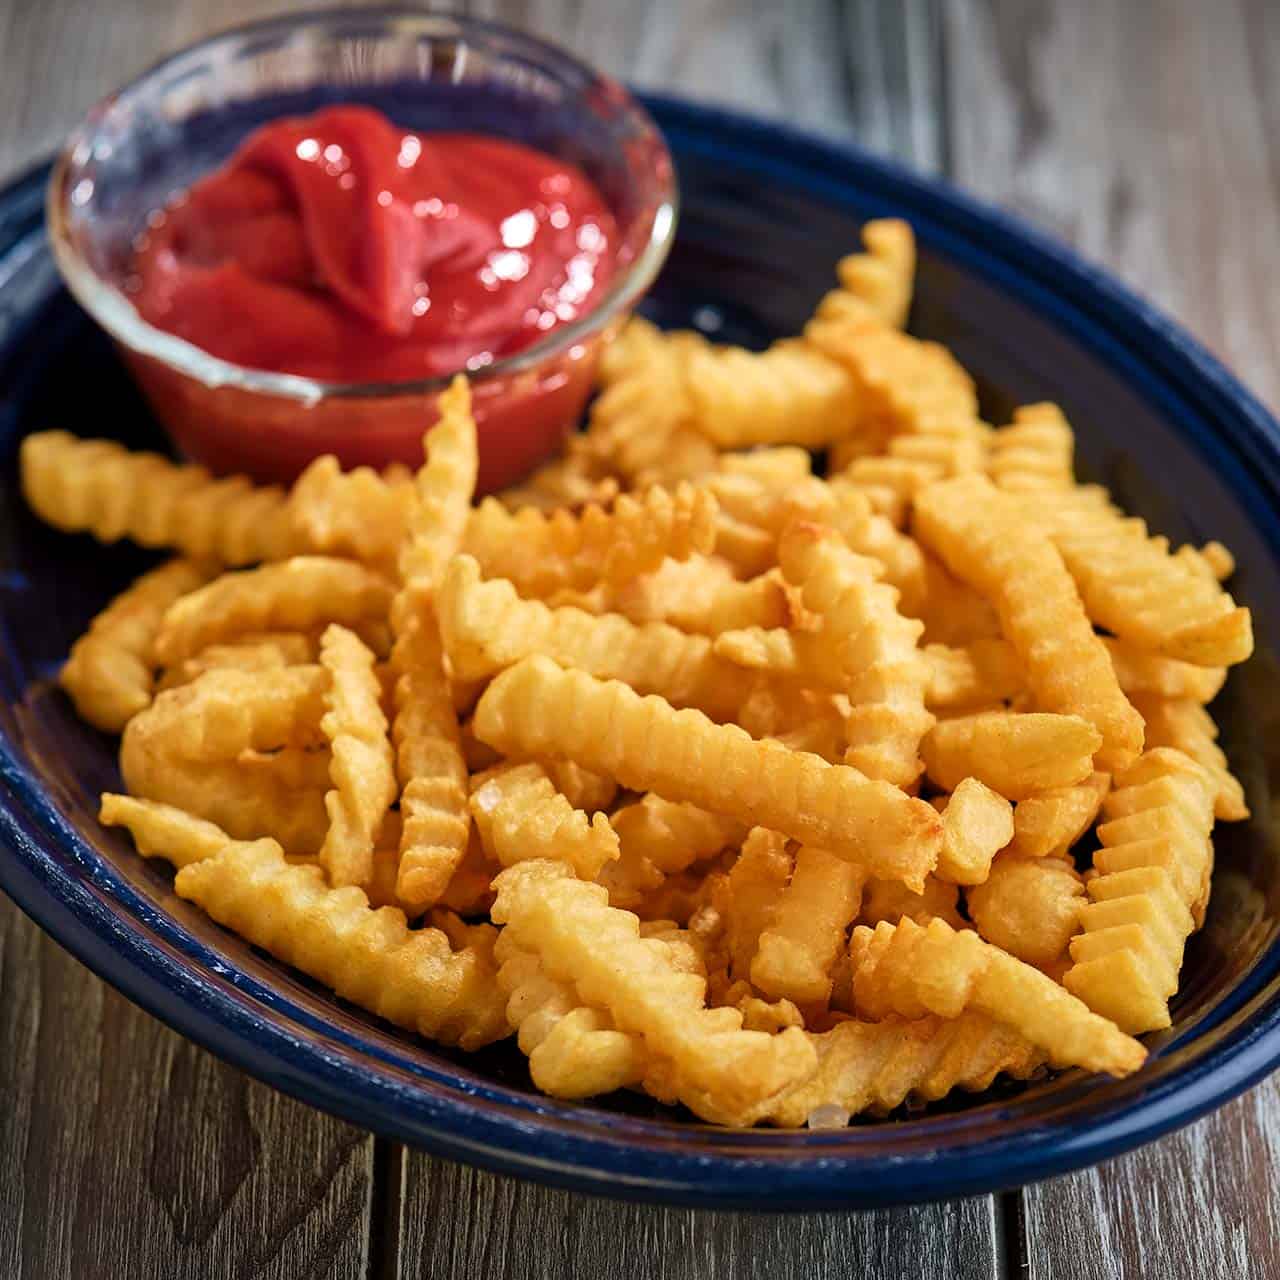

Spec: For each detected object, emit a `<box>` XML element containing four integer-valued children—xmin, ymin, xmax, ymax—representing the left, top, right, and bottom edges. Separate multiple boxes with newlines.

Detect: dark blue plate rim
<box><xmin>1</xmin><ymin>93</ymin><xmax>1279</xmax><ymax>1210</ymax></box>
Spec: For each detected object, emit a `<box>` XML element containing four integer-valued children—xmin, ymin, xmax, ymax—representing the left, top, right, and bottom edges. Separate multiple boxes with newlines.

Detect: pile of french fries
<box><xmin>21</xmin><ymin>220</ymin><xmax>1253</xmax><ymax>1127</ymax></box>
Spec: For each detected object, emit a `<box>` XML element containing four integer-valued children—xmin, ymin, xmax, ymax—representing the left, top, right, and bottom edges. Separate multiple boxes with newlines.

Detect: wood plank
<box><xmin>1017</xmin><ymin>1083</ymin><xmax>1280</xmax><ymax>1280</ymax></box>
<box><xmin>465</xmin><ymin>0</ymin><xmax>948</xmax><ymax>165</ymax></box>
<box><xmin>392</xmin><ymin>1151</ymin><xmax>1003</xmax><ymax>1280</ymax></box>
<box><xmin>0</xmin><ymin>896</ymin><xmax>375</xmax><ymax>1280</ymax></box>
<box><xmin>944</xmin><ymin>0</ymin><xmax>1280</xmax><ymax>1273</ymax></box>
<box><xmin>942</xmin><ymin>0</ymin><xmax>1280</xmax><ymax>410</ymax></box>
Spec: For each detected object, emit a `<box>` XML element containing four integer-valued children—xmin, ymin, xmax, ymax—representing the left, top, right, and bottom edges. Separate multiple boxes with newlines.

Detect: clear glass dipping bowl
<box><xmin>46</xmin><ymin>8</ymin><xmax>677</xmax><ymax>490</ymax></box>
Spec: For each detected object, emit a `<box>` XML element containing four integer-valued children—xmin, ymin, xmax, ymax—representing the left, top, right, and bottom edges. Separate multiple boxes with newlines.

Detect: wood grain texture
<box><xmin>943</xmin><ymin>0</ymin><xmax>1280</xmax><ymax>412</ymax></box>
<box><xmin>0</xmin><ymin>897</ymin><xmax>375</xmax><ymax>1280</ymax></box>
<box><xmin>392</xmin><ymin>1151</ymin><xmax>1002</xmax><ymax>1280</ymax></box>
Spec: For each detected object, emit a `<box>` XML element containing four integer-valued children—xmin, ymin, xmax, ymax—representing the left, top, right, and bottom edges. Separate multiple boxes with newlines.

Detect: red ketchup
<box><xmin>126</xmin><ymin>105</ymin><xmax>621</xmax><ymax>488</ymax></box>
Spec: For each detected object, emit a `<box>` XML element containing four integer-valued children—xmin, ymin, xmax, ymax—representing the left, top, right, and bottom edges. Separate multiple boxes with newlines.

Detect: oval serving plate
<box><xmin>2</xmin><ymin>96</ymin><xmax>1280</xmax><ymax>1211</ymax></box>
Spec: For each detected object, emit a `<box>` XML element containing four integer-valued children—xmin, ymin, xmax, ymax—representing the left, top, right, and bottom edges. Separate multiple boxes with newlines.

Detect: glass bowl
<box><xmin>45</xmin><ymin>8</ymin><xmax>677</xmax><ymax>490</ymax></box>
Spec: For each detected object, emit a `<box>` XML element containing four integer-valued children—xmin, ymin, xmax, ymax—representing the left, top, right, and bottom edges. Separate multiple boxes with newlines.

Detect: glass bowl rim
<box><xmin>43</xmin><ymin>5</ymin><xmax>679</xmax><ymax>403</ymax></box>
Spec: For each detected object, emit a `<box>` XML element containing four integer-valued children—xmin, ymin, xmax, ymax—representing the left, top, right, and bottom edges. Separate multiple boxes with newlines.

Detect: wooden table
<box><xmin>2</xmin><ymin>2</ymin><xmax>1278</xmax><ymax>1276</ymax></box>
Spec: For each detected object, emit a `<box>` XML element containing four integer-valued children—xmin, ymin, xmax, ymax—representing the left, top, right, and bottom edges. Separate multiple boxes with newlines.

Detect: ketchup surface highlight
<box><xmin>129</xmin><ymin>105</ymin><xmax>620</xmax><ymax>384</ymax></box>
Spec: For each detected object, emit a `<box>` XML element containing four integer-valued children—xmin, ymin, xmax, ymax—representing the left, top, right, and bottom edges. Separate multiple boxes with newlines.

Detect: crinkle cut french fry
<box><xmin>716</xmin><ymin>447</ymin><xmax>813</xmax><ymax>486</ymax></box>
<box><xmin>832</xmin><ymin>218</ymin><xmax>916</xmax><ymax>330</ymax></box>
<box><xmin>987</xmin><ymin>403</ymin><xmax>1075</xmax><ymax>493</ymax></box>
<box><xmin>922</xmin><ymin>711</ymin><xmax>1101</xmax><ymax>801</ymax></box>
<box><xmin>757</xmin><ymin>1011</ymin><xmax>1043</xmax><ymax>1128</ymax></box>
<box><xmin>21</xmin><ymin>431</ymin><xmax>299</xmax><ymax>565</ymax></box>
<box><xmin>1064</xmin><ymin>749</ymin><xmax>1216</xmax><ymax>1032</ymax></box>
<box><xmin>495</xmin><ymin>450</ymin><xmax>620</xmax><ymax>514</ymax></box>
<box><xmin>751</xmin><ymin>846</ymin><xmax>865</xmax><ymax>1006</ymax></box>
<box><xmin>1008</xmin><ymin>772</ymin><xmax>1111</xmax><ymax>858</ymax></box>
<box><xmin>396</xmin><ymin>375</ymin><xmax>478</xmax><ymax>603</ymax></box>
<box><xmin>438</xmin><ymin>556</ymin><xmax>750</xmax><ymax>722</ymax></box>
<box><xmin>712</xmin><ymin>626</ymin><xmax>848</xmax><ymax>689</ymax></box>
<box><xmin>934</xmin><ymin>777</ymin><xmax>1014</xmax><ymax>885</ymax></box>
<box><xmin>287</xmin><ymin>455</ymin><xmax>415</xmax><ymax>569</ymax></box>
<box><xmin>123</xmin><ymin>665</ymin><xmax>328</xmax><ymax>761</ymax></box>
<box><xmin>582</xmin><ymin>317</ymin><xmax>717</xmax><ymax>485</ymax></box>
<box><xmin>1011</xmin><ymin>490</ymin><xmax>1252</xmax><ymax>667</ymax></box>
<box><xmin>804</xmin><ymin>322</ymin><xmax>979</xmax><ymax>446</ymax></box>
<box><xmin>120</xmin><ymin>742</ymin><xmax>328</xmax><ymax>853</ymax></box>
<box><xmin>967</xmin><ymin>855</ymin><xmax>1084</xmax><ymax>968</ymax></box>
<box><xmin>388</xmin><ymin>377</ymin><xmax>478</xmax><ymax>913</ymax></box>
<box><xmin>685</xmin><ymin>340</ymin><xmax>860</xmax><ymax>449</ymax></box>
<box><xmin>604</xmin><ymin>558</ymin><xmax>792</xmax><ymax>635</ymax></box>
<box><xmin>716</xmin><ymin>828</ymin><xmax>794</xmax><ymax>981</ymax></box>
<box><xmin>392</xmin><ymin>619</ymin><xmax>471</xmax><ymax>914</ymax></box>
<box><xmin>860</xmin><ymin>874</ymin><xmax>965</xmax><ymax>930</ymax></box>
<box><xmin>100</xmin><ymin>793</ymin><xmax>237</xmax><ymax>868</ymax></box>
<box><xmin>491</xmin><ymin>860</ymin><xmax>817</xmax><ymax>1124</ymax></box>
<box><xmin>154</xmin><ymin>557</ymin><xmax>394</xmax><ymax>668</ymax></box>
<box><xmin>495</xmin><ymin>931</ymin><xmax>645</xmax><ymax>1098</ymax></box>
<box><xmin>60</xmin><ymin>558</ymin><xmax>212</xmax><ymax>732</ymax></box>
<box><xmin>598</xmin><ymin>796</ymin><xmax>743</xmax><ymax>910</ymax></box>
<box><xmin>823</xmin><ymin>478</ymin><xmax>929</xmax><ymax>617</ymax></box>
<box><xmin>850</xmin><ymin>916</ymin><xmax>1145</xmax><ymax>1076</ymax></box>
<box><xmin>462</xmin><ymin>484</ymin><xmax>718</xmax><ymax>598</ymax></box>
<box><xmin>923</xmin><ymin>639</ymin><xmax>1025</xmax><ymax>711</ymax></box>
<box><xmin>155</xmin><ymin>631</ymin><xmax>319</xmax><ymax>693</ymax></box>
<box><xmin>613</xmin><ymin>794</ymin><xmax>745</xmax><ymax>878</ymax></box>
<box><xmin>1131</xmin><ymin>693</ymin><xmax>1248</xmax><ymax>822</ymax></box>
<box><xmin>541</xmin><ymin>759</ymin><xmax>617</xmax><ymax>814</ymax></box>
<box><xmin>175</xmin><ymin>836</ymin><xmax>509</xmax><ymax>1049</ymax></box>
<box><xmin>778</xmin><ymin>522</ymin><xmax>931</xmax><ymax>789</ymax></box>
<box><xmin>469</xmin><ymin>762</ymin><xmax>619</xmax><ymax>879</ymax></box>
<box><xmin>318</xmin><ymin>625</ymin><xmax>397</xmax><ymax>888</ymax></box>
<box><xmin>474</xmin><ymin>657</ymin><xmax>942</xmax><ymax>890</ymax></box>
<box><xmin>1103</xmin><ymin>636</ymin><xmax>1225</xmax><ymax>704</ymax></box>
<box><xmin>913</xmin><ymin>555</ymin><xmax>1002</xmax><ymax>646</ymax></box>
<box><xmin>914</xmin><ymin>475</ymin><xmax>1144</xmax><ymax>771</ymax></box>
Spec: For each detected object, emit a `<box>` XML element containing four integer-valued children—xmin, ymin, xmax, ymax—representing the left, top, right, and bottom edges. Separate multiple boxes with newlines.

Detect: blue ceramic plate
<box><xmin>2</xmin><ymin>96</ymin><xmax>1280</xmax><ymax>1211</ymax></box>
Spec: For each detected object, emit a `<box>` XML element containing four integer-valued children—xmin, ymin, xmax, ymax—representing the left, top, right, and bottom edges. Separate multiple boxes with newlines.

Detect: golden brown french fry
<box><xmin>60</xmin><ymin>558</ymin><xmax>212</xmax><ymax>732</ymax></box>
<box><xmin>469</xmin><ymin>762</ymin><xmax>619</xmax><ymax>880</ymax></box>
<box><xmin>21</xmin><ymin>430</ymin><xmax>298</xmax><ymax>565</ymax></box>
<box><xmin>463</xmin><ymin>484</ymin><xmax>718</xmax><ymax>597</ymax></box>
<box><xmin>438</xmin><ymin>555</ymin><xmax>750</xmax><ymax>721</ymax></box>
<box><xmin>685</xmin><ymin>340</ymin><xmax>860</xmax><ymax>448</ymax></box>
<box><xmin>922</xmin><ymin>711</ymin><xmax>1101</xmax><ymax>800</ymax></box>
<box><xmin>154</xmin><ymin>557</ymin><xmax>394</xmax><ymax>668</ymax></box>
<box><xmin>934</xmin><ymin>777</ymin><xmax>1014</xmax><ymax>885</ymax></box>
<box><xmin>317</xmin><ymin>624</ymin><xmax>397</xmax><ymax>888</ymax></box>
<box><xmin>778</xmin><ymin>522</ymin><xmax>932</xmax><ymax>789</ymax></box>
<box><xmin>1008</xmin><ymin>772</ymin><xmax>1111</xmax><ymax>858</ymax></box>
<box><xmin>177</xmin><ymin>836</ymin><xmax>509</xmax><ymax>1049</ymax></box>
<box><xmin>1012</xmin><ymin>490</ymin><xmax>1252</xmax><ymax>667</ymax></box>
<box><xmin>757</xmin><ymin>1011</ymin><xmax>1044</xmax><ymax>1128</ymax></box>
<box><xmin>967</xmin><ymin>855</ymin><xmax>1084</xmax><ymax>968</ymax></box>
<box><xmin>473</xmin><ymin>657</ymin><xmax>943</xmax><ymax>889</ymax></box>
<box><xmin>492</xmin><ymin>859</ymin><xmax>817</xmax><ymax>1124</ymax></box>
<box><xmin>850</xmin><ymin>915</ymin><xmax>1145</xmax><ymax>1076</ymax></box>
<box><xmin>915</xmin><ymin>475</ymin><xmax>1144</xmax><ymax>770</ymax></box>
<box><xmin>987</xmin><ymin>403</ymin><xmax>1075</xmax><ymax>492</ymax></box>
<box><xmin>751</xmin><ymin>846</ymin><xmax>866</xmax><ymax>1006</ymax></box>
<box><xmin>1130</xmin><ymin>694</ymin><xmax>1248</xmax><ymax>821</ymax></box>
<box><xmin>287</xmin><ymin>455</ymin><xmax>415</xmax><ymax>569</ymax></box>
<box><xmin>1064</xmin><ymin>749</ymin><xmax>1217</xmax><ymax>1032</ymax></box>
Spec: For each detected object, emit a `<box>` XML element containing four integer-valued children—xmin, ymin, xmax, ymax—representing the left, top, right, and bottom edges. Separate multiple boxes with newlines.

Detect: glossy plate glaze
<box><xmin>2</xmin><ymin>96</ymin><xmax>1279</xmax><ymax>1210</ymax></box>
